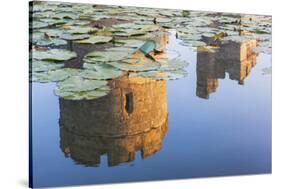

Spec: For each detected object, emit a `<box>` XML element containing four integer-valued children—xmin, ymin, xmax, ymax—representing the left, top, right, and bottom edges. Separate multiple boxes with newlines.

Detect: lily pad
<box><xmin>63</xmin><ymin>26</ymin><xmax>98</xmax><ymax>34</ymax></box>
<box><xmin>54</xmin><ymin>88</ymin><xmax>109</xmax><ymax>100</ymax></box>
<box><xmin>61</xmin><ymin>33</ymin><xmax>90</xmax><ymax>40</ymax></box>
<box><xmin>35</xmin><ymin>38</ymin><xmax>67</xmax><ymax>46</ymax></box>
<box><xmin>56</xmin><ymin>76</ymin><xmax>108</xmax><ymax>92</ymax></box>
<box><xmin>109</xmin><ymin>59</ymin><xmax>160</xmax><ymax>72</ymax></box>
<box><xmin>114</xmin><ymin>39</ymin><xmax>146</xmax><ymax>48</ymax></box>
<box><xmin>31</xmin><ymin>60</ymin><xmax>64</xmax><ymax>72</ymax></box>
<box><xmin>159</xmin><ymin>59</ymin><xmax>189</xmax><ymax>71</ymax></box>
<box><xmin>32</xmin><ymin>21</ymin><xmax>48</xmax><ymax>29</ymax></box>
<box><xmin>32</xmin><ymin>49</ymin><xmax>77</xmax><ymax>62</ymax></box>
<box><xmin>129</xmin><ymin>69</ymin><xmax>187</xmax><ymax>80</ymax></box>
<box><xmin>84</xmin><ymin>49</ymin><xmax>132</xmax><ymax>63</ymax></box>
<box><xmin>76</xmin><ymin>36</ymin><xmax>112</xmax><ymax>44</ymax></box>
<box><xmin>31</xmin><ymin>67</ymin><xmax>82</xmax><ymax>83</ymax></box>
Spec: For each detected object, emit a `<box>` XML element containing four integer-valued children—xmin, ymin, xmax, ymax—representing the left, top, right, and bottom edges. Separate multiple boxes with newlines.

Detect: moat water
<box><xmin>31</xmin><ymin>32</ymin><xmax>271</xmax><ymax>187</ymax></box>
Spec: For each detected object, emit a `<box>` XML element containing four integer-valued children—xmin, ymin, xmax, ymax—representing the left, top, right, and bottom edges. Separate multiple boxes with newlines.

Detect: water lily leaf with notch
<box><xmin>56</xmin><ymin>76</ymin><xmax>108</xmax><ymax>92</ymax></box>
<box><xmin>76</xmin><ymin>36</ymin><xmax>112</xmax><ymax>44</ymax></box>
<box><xmin>32</xmin><ymin>49</ymin><xmax>77</xmax><ymax>62</ymax></box>
<box><xmin>31</xmin><ymin>60</ymin><xmax>64</xmax><ymax>72</ymax></box>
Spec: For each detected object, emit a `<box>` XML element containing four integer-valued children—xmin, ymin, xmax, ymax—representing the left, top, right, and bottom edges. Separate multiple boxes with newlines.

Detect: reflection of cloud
<box><xmin>196</xmin><ymin>40</ymin><xmax>257</xmax><ymax>99</ymax></box>
<box><xmin>59</xmin><ymin>75</ymin><xmax>168</xmax><ymax>167</ymax></box>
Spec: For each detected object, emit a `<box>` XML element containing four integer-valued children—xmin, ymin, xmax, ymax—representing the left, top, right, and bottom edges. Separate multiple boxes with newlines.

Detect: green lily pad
<box><xmin>76</xmin><ymin>36</ymin><xmax>112</xmax><ymax>44</ymax></box>
<box><xmin>129</xmin><ymin>69</ymin><xmax>187</xmax><ymax>80</ymax></box>
<box><xmin>35</xmin><ymin>38</ymin><xmax>67</xmax><ymax>46</ymax></box>
<box><xmin>31</xmin><ymin>60</ymin><xmax>64</xmax><ymax>72</ymax></box>
<box><xmin>109</xmin><ymin>59</ymin><xmax>160</xmax><ymax>72</ymax></box>
<box><xmin>32</xmin><ymin>49</ymin><xmax>77</xmax><ymax>62</ymax></box>
<box><xmin>115</xmin><ymin>39</ymin><xmax>146</xmax><ymax>48</ymax></box>
<box><xmin>84</xmin><ymin>49</ymin><xmax>132</xmax><ymax>63</ymax></box>
<box><xmin>63</xmin><ymin>26</ymin><xmax>98</xmax><ymax>34</ymax></box>
<box><xmin>32</xmin><ymin>21</ymin><xmax>48</xmax><ymax>29</ymax></box>
<box><xmin>53</xmin><ymin>12</ymin><xmax>79</xmax><ymax>20</ymax></box>
<box><xmin>159</xmin><ymin>59</ymin><xmax>189</xmax><ymax>71</ymax></box>
<box><xmin>156</xmin><ymin>17</ymin><xmax>172</xmax><ymax>23</ymax></box>
<box><xmin>38</xmin><ymin>28</ymin><xmax>64</xmax><ymax>37</ymax></box>
<box><xmin>31</xmin><ymin>67</ymin><xmax>82</xmax><ymax>83</ymax></box>
<box><xmin>61</xmin><ymin>33</ymin><xmax>90</xmax><ymax>40</ymax></box>
<box><xmin>54</xmin><ymin>88</ymin><xmax>109</xmax><ymax>100</ymax></box>
<box><xmin>56</xmin><ymin>76</ymin><xmax>108</xmax><ymax>92</ymax></box>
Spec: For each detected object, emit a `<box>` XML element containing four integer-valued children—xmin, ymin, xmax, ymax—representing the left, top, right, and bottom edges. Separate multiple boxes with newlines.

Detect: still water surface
<box><xmin>31</xmin><ymin>32</ymin><xmax>271</xmax><ymax>187</ymax></box>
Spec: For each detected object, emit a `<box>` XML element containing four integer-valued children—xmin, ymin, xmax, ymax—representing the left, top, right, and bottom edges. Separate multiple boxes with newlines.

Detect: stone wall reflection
<box><xmin>196</xmin><ymin>40</ymin><xmax>257</xmax><ymax>99</ymax></box>
<box><xmin>59</xmin><ymin>76</ymin><xmax>168</xmax><ymax>167</ymax></box>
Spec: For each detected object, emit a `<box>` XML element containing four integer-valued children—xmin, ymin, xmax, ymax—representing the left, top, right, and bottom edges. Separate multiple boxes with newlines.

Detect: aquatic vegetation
<box><xmin>32</xmin><ymin>49</ymin><xmax>77</xmax><ymax>62</ymax></box>
<box><xmin>30</xmin><ymin>1</ymin><xmax>271</xmax><ymax>100</ymax></box>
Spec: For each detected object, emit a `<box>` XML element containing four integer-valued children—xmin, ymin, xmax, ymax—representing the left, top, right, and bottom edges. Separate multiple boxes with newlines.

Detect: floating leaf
<box><xmin>80</xmin><ymin>63</ymin><xmax>124</xmax><ymax>79</ymax></box>
<box><xmin>31</xmin><ymin>67</ymin><xmax>82</xmax><ymax>83</ymax></box>
<box><xmin>130</xmin><ymin>69</ymin><xmax>187</xmax><ymax>80</ymax></box>
<box><xmin>76</xmin><ymin>36</ymin><xmax>112</xmax><ymax>44</ymax></box>
<box><xmin>56</xmin><ymin>76</ymin><xmax>108</xmax><ymax>92</ymax></box>
<box><xmin>54</xmin><ymin>88</ymin><xmax>109</xmax><ymax>100</ymax></box>
<box><xmin>63</xmin><ymin>26</ymin><xmax>98</xmax><ymax>34</ymax></box>
<box><xmin>31</xmin><ymin>21</ymin><xmax>48</xmax><ymax>29</ymax></box>
<box><xmin>32</xmin><ymin>49</ymin><xmax>77</xmax><ymax>62</ymax></box>
<box><xmin>109</xmin><ymin>60</ymin><xmax>160</xmax><ymax>72</ymax></box>
<box><xmin>156</xmin><ymin>17</ymin><xmax>172</xmax><ymax>23</ymax></box>
<box><xmin>31</xmin><ymin>60</ymin><xmax>64</xmax><ymax>72</ymax></box>
<box><xmin>114</xmin><ymin>39</ymin><xmax>146</xmax><ymax>48</ymax></box>
<box><xmin>61</xmin><ymin>33</ymin><xmax>90</xmax><ymax>40</ymax></box>
<box><xmin>159</xmin><ymin>59</ymin><xmax>189</xmax><ymax>71</ymax></box>
<box><xmin>38</xmin><ymin>28</ymin><xmax>64</xmax><ymax>37</ymax></box>
<box><xmin>84</xmin><ymin>49</ymin><xmax>132</xmax><ymax>63</ymax></box>
<box><xmin>35</xmin><ymin>38</ymin><xmax>67</xmax><ymax>46</ymax></box>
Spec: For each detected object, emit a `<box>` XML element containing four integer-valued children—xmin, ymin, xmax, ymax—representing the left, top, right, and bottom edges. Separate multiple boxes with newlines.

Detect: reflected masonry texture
<box><xmin>196</xmin><ymin>40</ymin><xmax>257</xmax><ymax>99</ymax></box>
<box><xmin>59</xmin><ymin>76</ymin><xmax>168</xmax><ymax>166</ymax></box>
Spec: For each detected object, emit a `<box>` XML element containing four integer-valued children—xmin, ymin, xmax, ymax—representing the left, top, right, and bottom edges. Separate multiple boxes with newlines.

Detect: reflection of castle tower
<box><xmin>196</xmin><ymin>40</ymin><xmax>257</xmax><ymax>99</ymax></box>
<box><xmin>59</xmin><ymin>76</ymin><xmax>168</xmax><ymax>167</ymax></box>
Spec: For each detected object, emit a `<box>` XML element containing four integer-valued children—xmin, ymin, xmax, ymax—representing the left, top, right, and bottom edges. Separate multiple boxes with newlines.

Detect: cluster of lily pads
<box><xmin>30</xmin><ymin>1</ymin><xmax>272</xmax><ymax>100</ymax></box>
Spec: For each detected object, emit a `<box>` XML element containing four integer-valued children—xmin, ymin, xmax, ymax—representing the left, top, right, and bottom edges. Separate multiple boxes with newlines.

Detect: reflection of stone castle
<box><xmin>196</xmin><ymin>40</ymin><xmax>257</xmax><ymax>99</ymax></box>
<box><xmin>59</xmin><ymin>76</ymin><xmax>168</xmax><ymax>167</ymax></box>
